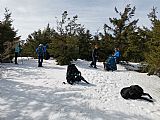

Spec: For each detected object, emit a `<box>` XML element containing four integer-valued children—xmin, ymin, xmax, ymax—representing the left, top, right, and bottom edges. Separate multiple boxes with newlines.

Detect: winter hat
<box><xmin>39</xmin><ymin>44</ymin><xmax>43</xmax><ymax>47</ymax></box>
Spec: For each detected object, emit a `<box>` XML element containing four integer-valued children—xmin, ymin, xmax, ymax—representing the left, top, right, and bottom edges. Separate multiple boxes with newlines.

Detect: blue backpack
<box><xmin>105</xmin><ymin>55</ymin><xmax>117</xmax><ymax>71</ymax></box>
<box><xmin>37</xmin><ymin>46</ymin><xmax>44</xmax><ymax>55</ymax></box>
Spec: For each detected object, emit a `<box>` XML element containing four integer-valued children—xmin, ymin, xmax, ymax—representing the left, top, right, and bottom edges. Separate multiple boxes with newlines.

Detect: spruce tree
<box><xmin>22</xmin><ymin>24</ymin><xmax>56</xmax><ymax>57</ymax></box>
<box><xmin>104</xmin><ymin>4</ymin><xmax>139</xmax><ymax>61</ymax></box>
<box><xmin>145</xmin><ymin>7</ymin><xmax>160</xmax><ymax>75</ymax></box>
<box><xmin>0</xmin><ymin>8</ymin><xmax>20</xmax><ymax>62</ymax></box>
<box><xmin>77</xmin><ymin>29</ymin><xmax>92</xmax><ymax>60</ymax></box>
<box><xmin>49</xmin><ymin>11</ymin><xmax>85</xmax><ymax>65</ymax></box>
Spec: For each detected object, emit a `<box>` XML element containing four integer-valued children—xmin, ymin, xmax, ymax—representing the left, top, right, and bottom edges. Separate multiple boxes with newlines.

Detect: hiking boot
<box><xmin>89</xmin><ymin>65</ymin><xmax>93</xmax><ymax>67</ymax></box>
<box><xmin>38</xmin><ymin>65</ymin><xmax>43</xmax><ymax>67</ymax></box>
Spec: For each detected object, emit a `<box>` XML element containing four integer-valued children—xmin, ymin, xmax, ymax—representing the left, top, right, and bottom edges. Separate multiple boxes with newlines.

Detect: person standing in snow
<box><xmin>90</xmin><ymin>44</ymin><xmax>99</xmax><ymax>68</ymax></box>
<box><xmin>114</xmin><ymin>47</ymin><xmax>121</xmax><ymax>64</ymax></box>
<box><xmin>14</xmin><ymin>42</ymin><xmax>22</xmax><ymax>64</ymax></box>
<box><xmin>36</xmin><ymin>44</ymin><xmax>45</xmax><ymax>67</ymax></box>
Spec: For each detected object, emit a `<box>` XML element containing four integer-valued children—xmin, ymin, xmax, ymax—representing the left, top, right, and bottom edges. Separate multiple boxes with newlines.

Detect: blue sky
<box><xmin>0</xmin><ymin>0</ymin><xmax>159</xmax><ymax>39</ymax></box>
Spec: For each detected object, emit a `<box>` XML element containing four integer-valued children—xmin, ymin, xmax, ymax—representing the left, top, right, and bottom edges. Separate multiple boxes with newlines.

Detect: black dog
<box><xmin>120</xmin><ymin>85</ymin><xmax>153</xmax><ymax>102</ymax></box>
<box><xmin>66</xmin><ymin>64</ymin><xmax>89</xmax><ymax>85</ymax></box>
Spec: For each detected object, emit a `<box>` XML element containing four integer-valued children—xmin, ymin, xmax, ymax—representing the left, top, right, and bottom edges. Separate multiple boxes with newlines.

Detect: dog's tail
<box><xmin>140</xmin><ymin>97</ymin><xmax>154</xmax><ymax>102</ymax></box>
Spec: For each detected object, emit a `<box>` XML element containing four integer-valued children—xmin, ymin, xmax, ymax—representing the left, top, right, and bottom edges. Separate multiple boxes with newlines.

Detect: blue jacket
<box><xmin>43</xmin><ymin>45</ymin><xmax>47</xmax><ymax>53</ymax></box>
<box><xmin>15</xmin><ymin>44</ymin><xmax>21</xmax><ymax>53</ymax></box>
<box><xmin>36</xmin><ymin>46</ymin><xmax>45</xmax><ymax>56</ymax></box>
<box><xmin>106</xmin><ymin>55</ymin><xmax>117</xmax><ymax>71</ymax></box>
<box><xmin>114</xmin><ymin>50</ymin><xmax>121</xmax><ymax>58</ymax></box>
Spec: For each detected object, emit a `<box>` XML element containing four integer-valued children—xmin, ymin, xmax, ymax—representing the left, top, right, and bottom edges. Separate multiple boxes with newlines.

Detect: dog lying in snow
<box><xmin>120</xmin><ymin>85</ymin><xmax>153</xmax><ymax>102</ymax></box>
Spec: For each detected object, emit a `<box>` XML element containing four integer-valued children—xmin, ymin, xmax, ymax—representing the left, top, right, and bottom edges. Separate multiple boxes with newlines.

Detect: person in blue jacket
<box><xmin>14</xmin><ymin>43</ymin><xmax>22</xmax><ymax>64</ymax></box>
<box><xmin>104</xmin><ymin>52</ymin><xmax>117</xmax><ymax>71</ymax></box>
<box><xmin>114</xmin><ymin>47</ymin><xmax>121</xmax><ymax>64</ymax></box>
<box><xmin>36</xmin><ymin>44</ymin><xmax>45</xmax><ymax>67</ymax></box>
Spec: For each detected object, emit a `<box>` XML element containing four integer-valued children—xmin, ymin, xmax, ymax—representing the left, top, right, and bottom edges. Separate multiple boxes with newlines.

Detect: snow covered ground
<box><xmin>0</xmin><ymin>58</ymin><xmax>160</xmax><ymax>120</ymax></box>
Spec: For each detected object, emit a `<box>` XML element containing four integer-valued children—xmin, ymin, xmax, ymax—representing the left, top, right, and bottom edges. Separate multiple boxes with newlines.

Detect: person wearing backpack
<box><xmin>36</xmin><ymin>44</ymin><xmax>45</xmax><ymax>67</ymax></box>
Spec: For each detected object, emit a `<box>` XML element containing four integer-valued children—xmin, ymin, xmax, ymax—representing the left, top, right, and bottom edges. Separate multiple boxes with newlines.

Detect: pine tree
<box><xmin>0</xmin><ymin>8</ymin><xmax>20</xmax><ymax>62</ymax></box>
<box><xmin>98</xmin><ymin>31</ymin><xmax>114</xmax><ymax>61</ymax></box>
<box><xmin>22</xmin><ymin>24</ymin><xmax>56</xmax><ymax>57</ymax></box>
<box><xmin>104</xmin><ymin>4</ymin><xmax>139</xmax><ymax>61</ymax></box>
<box><xmin>145</xmin><ymin>7</ymin><xmax>160</xmax><ymax>75</ymax></box>
<box><xmin>77</xmin><ymin>29</ymin><xmax>92</xmax><ymax>60</ymax></box>
<box><xmin>49</xmin><ymin>11</ymin><xmax>85</xmax><ymax>65</ymax></box>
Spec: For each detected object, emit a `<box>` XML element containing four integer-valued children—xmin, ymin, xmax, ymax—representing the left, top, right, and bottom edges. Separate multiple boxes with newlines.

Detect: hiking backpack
<box><xmin>120</xmin><ymin>85</ymin><xmax>144</xmax><ymax>99</ymax></box>
<box><xmin>37</xmin><ymin>46</ymin><xmax>44</xmax><ymax>55</ymax></box>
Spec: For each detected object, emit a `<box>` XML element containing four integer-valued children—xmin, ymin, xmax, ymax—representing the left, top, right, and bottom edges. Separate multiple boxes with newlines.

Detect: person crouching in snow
<box><xmin>103</xmin><ymin>52</ymin><xmax>117</xmax><ymax>71</ymax></box>
<box><xmin>36</xmin><ymin>44</ymin><xmax>45</xmax><ymax>67</ymax></box>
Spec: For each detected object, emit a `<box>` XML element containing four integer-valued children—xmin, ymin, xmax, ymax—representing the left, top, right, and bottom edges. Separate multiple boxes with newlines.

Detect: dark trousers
<box><xmin>44</xmin><ymin>51</ymin><xmax>50</xmax><ymax>60</ymax></box>
<box><xmin>38</xmin><ymin>55</ymin><xmax>43</xmax><ymax>67</ymax></box>
<box><xmin>116</xmin><ymin>57</ymin><xmax>120</xmax><ymax>64</ymax></box>
<box><xmin>15</xmin><ymin>52</ymin><xmax>18</xmax><ymax>64</ymax></box>
<box><xmin>90</xmin><ymin>57</ymin><xmax>97</xmax><ymax>68</ymax></box>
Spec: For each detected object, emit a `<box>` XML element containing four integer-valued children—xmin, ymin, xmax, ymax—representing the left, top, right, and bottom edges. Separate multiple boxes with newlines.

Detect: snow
<box><xmin>0</xmin><ymin>58</ymin><xmax>160</xmax><ymax>120</ymax></box>
<box><xmin>119</xmin><ymin>61</ymin><xmax>147</xmax><ymax>71</ymax></box>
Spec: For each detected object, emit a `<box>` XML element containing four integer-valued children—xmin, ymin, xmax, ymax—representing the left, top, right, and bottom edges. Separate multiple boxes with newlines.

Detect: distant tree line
<box><xmin>0</xmin><ymin>5</ymin><xmax>159</xmax><ymax>76</ymax></box>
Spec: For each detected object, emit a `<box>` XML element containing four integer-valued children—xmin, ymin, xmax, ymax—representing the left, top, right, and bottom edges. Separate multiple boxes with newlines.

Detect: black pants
<box><xmin>38</xmin><ymin>55</ymin><xmax>43</xmax><ymax>67</ymax></box>
<box><xmin>15</xmin><ymin>52</ymin><xmax>18</xmax><ymax>64</ymax></box>
<box><xmin>90</xmin><ymin>57</ymin><xmax>97</xmax><ymax>68</ymax></box>
<box><xmin>44</xmin><ymin>51</ymin><xmax>50</xmax><ymax>60</ymax></box>
<box><xmin>116</xmin><ymin>57</ymin><xmax>120</xmax><ymax>64</ymax></box>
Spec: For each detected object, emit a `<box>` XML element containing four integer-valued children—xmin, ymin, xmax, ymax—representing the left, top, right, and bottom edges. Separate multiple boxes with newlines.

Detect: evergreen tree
<box><xmin>0</xmin><ymin>8</ymin><xmax>20</xmax><ymax>62</ymax></box>
<box><xmin>145</xmin><ymin>7</ymin><xmax>160</xmax><ymax>75</ymax></box>
<box><xmin>77</xmin><ymin>29</ymin><xmax>92</xmax><ymax>60</ymax></box>
<box><xmin>49</xmin><ymin>11</ymin><xmax>85</xmax><ymax>65</ymax></box>
<box><xmin>104</xmin><ymin>4</ymin><xmax>139</xmax><ymax>61</ymax></box>
<box><xmin>98</xmin><ymin>31</ymin><xmax>114</xmax><ymax>61</ymax></box>
<box><xmin>22</xmin><ymin>24</ymin><xmax>56</xmax><ymax>57</ymax></box>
